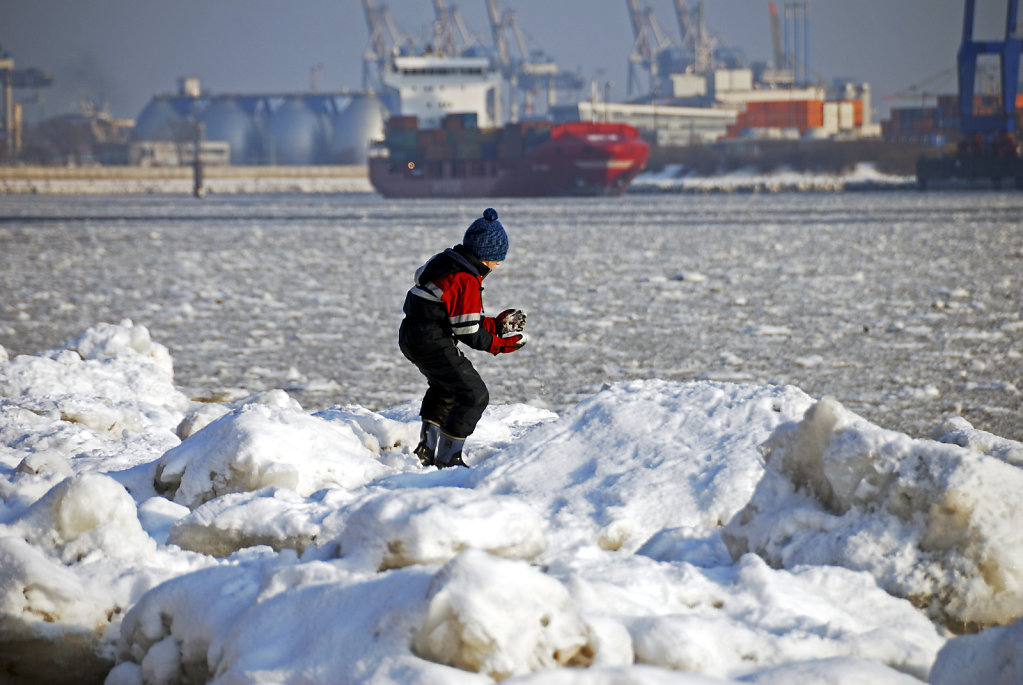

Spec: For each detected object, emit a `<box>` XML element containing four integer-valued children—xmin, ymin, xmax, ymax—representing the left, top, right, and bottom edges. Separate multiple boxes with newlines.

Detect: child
<box><xmin>399</xmin><ymin>208</ymin><xmax>527</xmax><ymax>468</ymax></box>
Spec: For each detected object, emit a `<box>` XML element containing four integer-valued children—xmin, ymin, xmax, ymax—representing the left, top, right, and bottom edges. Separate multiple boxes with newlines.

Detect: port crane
<box><xmin>360</xmin><ymin>0</ymin><xmax>404</xmax><ymax>90</ymax></box>
<box><xmin>625</xmin><ymin>0</ymin><xmax>749</xmax><ymax>101</ymax></box>
<box><xmin>917</xmin><ymin>0</ymin><xmax>1023</xmax><ymax>187</ymax></box>
<box><xmin>882</xmin><ymin>68</ymin><xmax>956</xmax><ymax>108</ymax></box>
<box><xmin>484</xmin><ymin>0</ymin><xmax>585</xmax><ymax>119</ymax></box>
<box><xmin>626</xmin><ymin>0</ymin><xmax>681</xmax><ymax>99</ymax></box>
<box><xmin>0</xmin><ymin>48</ymin><xmax>54</xmax><ymax>158</ymax></box>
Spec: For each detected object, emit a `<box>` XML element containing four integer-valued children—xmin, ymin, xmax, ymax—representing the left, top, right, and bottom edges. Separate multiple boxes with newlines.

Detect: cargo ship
<box><xmin>368</xmin><ymin>115</ymin><xmax>650</xmax><ymax>198</ymax></box>
<box><xmin>367</xmin><ymin>52</ymin><xmax>648</xmax><ymax>198</ymax></box>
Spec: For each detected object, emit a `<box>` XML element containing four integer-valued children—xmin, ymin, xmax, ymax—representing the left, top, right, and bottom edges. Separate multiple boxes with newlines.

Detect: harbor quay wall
<box><xmin>0</xmin><ymin>165</ymin><xmax>372</xmax><ymax>195</ymax></box>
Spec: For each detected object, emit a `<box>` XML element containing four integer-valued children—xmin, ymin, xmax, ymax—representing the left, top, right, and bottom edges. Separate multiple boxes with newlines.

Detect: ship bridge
<box><xmin>383</xmin><ymin>54</ymin><xmax>501</xmax><ymax>129</ymax></box>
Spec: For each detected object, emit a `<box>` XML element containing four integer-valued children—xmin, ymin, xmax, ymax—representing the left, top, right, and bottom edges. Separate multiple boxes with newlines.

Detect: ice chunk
<box><xmin>930</xmin><ymin>617</ymin><xmax>1023</xmax><ymax>685</ymax></box>
<box><xmin>413</xmin><ymin>549</ymin><xmax>595</xmax><ymax>679</ymax></box>
<box><xmin>723</xmin><ymin>395</ymin><xmax>1023</xmax><ymax>632</ymax></box>
<box><xmin>15</xmin><ymin>451</ymin><xmax>73</xmax><ymax>478</ymax></box>
<box><xmin>175</xmin><ymin>389</ymin><xmax>301</xmax><ymax>439</ymax></box>
<box><xmin>3</xmin><ymin>473</ymin><xmax>155</xmax><ymax>563</ymax></box>
<box><xmin>740</xmin><ymin>656</ymin><xmax>929</xmax><ymax>684</ymax></box>
<box><xmin>337</xmin><ymin>487</ymin><xmax>546</xmax><ymax>570</ymax></box>
<box><xmin>115</xmin><ymin>562</ymin><xmax>267</xmax><ymax>685</ymax></box>
<box><xmin>169</xmin><ymin>487</ymin><xmax>330</xmax><ymax>557</ymax></box>
<box><xmin>0</xmin><ymin>320</ymin><xmax>189</xmax><ymax>438</ymax></box>
<box><xmin>155</xmin><ymin>403</ymin><xmax>395</xmax><ymax>508</ymax></box>
<box><xmin>0</xmin><ymin>536</ymin><xmax>115</xmax><ymax>684</ymax></box>
<box><xmin>62</xmin><ymin>319</ymin><xmax>174</xmax><ymax>378</ymax></box>
<box><xmin>317</xmin><ymin>404</ymin><xmax>418</xmax><ymax>454</ymax></box>
<box><xmin>932</xmin><ymin>415</ymin><xmax>1023</xmax><ymax>468</ymax></box>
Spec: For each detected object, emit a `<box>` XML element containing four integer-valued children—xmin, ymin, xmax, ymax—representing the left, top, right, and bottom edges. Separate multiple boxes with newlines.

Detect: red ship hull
<box><xmin>369</xmin><ymin>122</ymin><xmax>649</xmax><ymax>198</ymax></box>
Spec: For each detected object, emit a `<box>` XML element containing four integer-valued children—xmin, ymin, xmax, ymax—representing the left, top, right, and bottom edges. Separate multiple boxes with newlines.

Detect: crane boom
<box><xmin>673</xmin><ymin>0</ymin><xmax>689</xmax><ymax>48</ymax></box>
<box><xmin>768</xmin><ymin>2</ymin><xmax>785</xmax><ymax>70</ymax></box>
<box><xmin>432</xmin><ymin>0</ymin><xmax>458</xmax><ymax>55</ymax></box>
<box><xmin>626</xmin><ymin>0</ymin><xmax>645</xmax><ymax>40</ymax></box>
<box><xmin>362</xmin><ymin>0</ymin><xmax>389</xmax><ymax>61</ymax></box>
<box><xmin>485</xmin><ymin>0</ymin><xmax>510</xmax><ymax>65</ymax></box>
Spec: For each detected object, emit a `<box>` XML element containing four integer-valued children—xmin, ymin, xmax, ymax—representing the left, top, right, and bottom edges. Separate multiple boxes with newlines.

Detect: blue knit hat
<box><xmin>463</xmin><ymin>208</ymin><xmax>508</xmax><ymax>262</ymax></box>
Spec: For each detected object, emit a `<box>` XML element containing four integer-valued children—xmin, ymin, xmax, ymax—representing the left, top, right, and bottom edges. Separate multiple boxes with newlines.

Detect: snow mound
<box><xmin>114</xmin><ymin>561</ymin><xmax>273</xmax><ymax>685</ymax></box>
<box><xmin>175</xmin><ymin>388</ymin><xmax>302</xmax><ymax>439</ymax></box>
<box><xmin>113</xmin><ymin>556</ymin><xmax>451</xmax><ymax>685</ymax></box>
<box><xmin>486</xmin><ymin>665</ymin><xmax>733</xmax><ymax>684</ymax></box>
<box><xmin>317</xmin><ymin>404</ymin><xmax>418</xmax><ymax>453</ymax></box>
<box><xmin>932</xmin><ymin>415</ymin><xmax>1023</xmax><ymax>468</ymax></box>
<box><xmin>413</xmin><ymin>549</ymin><xmax>596</xmax><ymax>679</ymax></box>
<box><xmin>62</xmin><ymin>319</ymin><xmax>174</xmax><ymax>377</ymax></box>
<box><xmin>155</xmin><ymin>403</ymin><xmax>397</xmax><ymax>508</ymax></box>
<box><xmin>929</xmin><ymin>616</ymin><xmax>1023</xmax><ymax>685</ymax></box>
<box><xmin>168</xmin><ymin>487</ymin><xmax>333</xmax><ymax>557</ymax></box>
<box><xmin>0</xmin><ymin>474</ymin><xmax>161</xmax><ymax>683</ymax></box>
<box><xmin>739</xmin><ymin>656</ymin><xmax>928</xmax><ymax>685</ymax></box>
<box><xmin>560</xmin><ymin>551</ymin><xmax>942</xmax><ymax>681</ymax></box>
<box><xmin>473</xmin><ymin>380</ymin><xmax>815</xmax><ymax>555</ymax></box>
<box><xmin>0</xmin><ymin>320</ymin><xmax>188</xmax><ymax>438</ymax></box>
<box><xmin>0</xmin><ymin>536</ymin><xmax>115</xmax><ymax>684</ymax></box>
<box><xmin>723</xmin><ymin>395</ymin><xmax>1023</xmax><ymax>632</ymax></box>
<box><xmin>2</xmin><ymin>473</ymin><xmax>155</xmax><ymax>563</ymax></box>
<box><xmin>337</xmin><ymin>487</ymin><xmax>547</xmax><ymax>570</ymax></box>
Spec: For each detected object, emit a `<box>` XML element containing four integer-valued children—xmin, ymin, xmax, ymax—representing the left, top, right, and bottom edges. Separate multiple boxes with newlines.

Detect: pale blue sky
<box><xmin>2</xmin><ymin>1</ymin><xmax>1004</xmax><ymax>124</ymax></box>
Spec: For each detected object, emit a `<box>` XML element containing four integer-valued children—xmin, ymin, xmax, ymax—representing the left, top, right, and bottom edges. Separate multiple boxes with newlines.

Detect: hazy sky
<box><xmin>1</xmin><ymin>1</ymin><xmax>1002</xmax><ymax>125</ymax></box>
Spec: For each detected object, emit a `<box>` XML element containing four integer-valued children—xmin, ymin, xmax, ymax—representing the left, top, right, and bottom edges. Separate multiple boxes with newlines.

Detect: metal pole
<box><xmin>1</xmin><ymin>62</ymin><xmax>13</xmax><ymax>158</ymax></box>
<box><xmin>193</xmin><ymin>121</ymin><xmax>205</xmax><ymax>198</ymax></box>
<box><xmin>783</xmin><ymin>4</ymin><xmax>790</xmax><ymax>74</ymax></box>
<box><xmin>803</xmin><ymin>1</ymin><xmax>810</xmax><ymax>85</ymax></box>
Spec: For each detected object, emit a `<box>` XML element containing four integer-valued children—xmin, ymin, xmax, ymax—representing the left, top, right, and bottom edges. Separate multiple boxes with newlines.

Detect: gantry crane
<box><xmin>361</xmin><ymin>0</ymin><xmax>404</xmax><ymax>90</ymax></box>
<box><xmin>626</xmin><ymin>0</ymin><xmax>678</xmax><ymax>98</ymax></box>
<box><xmin>917</xmin><ymin>0</ymin><xmax>1023</xmax><ymax>187</ymax></box>
<box><xmin>1</xmin><ymin>48</ymin><xmax>54</xmax><ymax>158</ymax></box>
<box><xmin>484</xmin><ymin>0</ymin><xmax>583</xmax><ymax>119</ymax></box>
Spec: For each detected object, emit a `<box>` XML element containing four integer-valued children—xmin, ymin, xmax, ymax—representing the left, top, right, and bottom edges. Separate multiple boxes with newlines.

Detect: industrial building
<box><xmin>0</xmin><ymin>48</ymin><xmax>54</xmax><ymax>160</ymax></box>
<box><xmin>556</xmin><ymin>74</ymin><xmax>873</xmax><ymax>146</ymax></box>
<box><xmin>130</xmin><ymin>77</ymin><xmax>386</xmax><ymax>167</ymax></box>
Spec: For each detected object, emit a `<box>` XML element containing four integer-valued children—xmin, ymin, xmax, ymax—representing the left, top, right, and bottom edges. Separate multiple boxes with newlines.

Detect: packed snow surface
<box><xmin>3</xmin><ymin>321</ymin><xmax>1023</xmax><ymax>684</ymax></box>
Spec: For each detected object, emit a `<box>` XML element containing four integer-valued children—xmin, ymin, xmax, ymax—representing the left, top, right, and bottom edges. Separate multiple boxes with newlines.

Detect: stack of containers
<box><xmin>386</xmin><ymin>115</ymin><xmax>418</xmax><ymax>165</ymax></box>
<box><xmin>381</xmin><ymin>113</ymin><xmax>561</xmax><ymax>169</ymax></box>
<box><xmin>723</xmin><ymin>100</ymin><xmax>828</xmax><ymax>138</ymax></box>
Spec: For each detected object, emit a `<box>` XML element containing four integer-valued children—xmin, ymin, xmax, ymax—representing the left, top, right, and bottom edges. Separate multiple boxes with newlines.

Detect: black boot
<box><xmin>414</xmin><ymin>421</ymin><xmax>440</xmax><ymax>467</ymax></box>
<box><xmin>435</xmin><ymin>433</ymin><xmax>467</xmax><ymax>468</ymax></box>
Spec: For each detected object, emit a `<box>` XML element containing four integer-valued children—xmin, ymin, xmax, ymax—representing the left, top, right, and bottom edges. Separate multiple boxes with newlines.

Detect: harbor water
<box><xmin>0</xmin><ymin>190</ymin><xmax>1020</xmax><ymax>441</ymax></box>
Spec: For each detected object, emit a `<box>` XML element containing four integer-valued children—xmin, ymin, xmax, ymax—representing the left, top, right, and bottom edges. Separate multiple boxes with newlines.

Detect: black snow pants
<box><xmin>399</xmin><ymin>320</ymin><xmax>489</xmax><ymax>439</ymax></box>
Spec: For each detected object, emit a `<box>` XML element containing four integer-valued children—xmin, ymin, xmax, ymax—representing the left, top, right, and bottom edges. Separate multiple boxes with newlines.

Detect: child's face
<box><xmin>482</xmin><ymin>260</ymin><xmax>502</xmax><ymax>270</ymax></box>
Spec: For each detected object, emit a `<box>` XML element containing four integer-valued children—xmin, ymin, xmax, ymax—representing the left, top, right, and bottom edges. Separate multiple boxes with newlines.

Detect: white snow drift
<box><xmin>723</xmin><ymin>395</ymin><xmax>1023</xmax><ymax>632</ymax></box>
<box><xmin>1</xmin><ymin>321</ymin><xmax>1023</xmax><ymax>684</ymax></box>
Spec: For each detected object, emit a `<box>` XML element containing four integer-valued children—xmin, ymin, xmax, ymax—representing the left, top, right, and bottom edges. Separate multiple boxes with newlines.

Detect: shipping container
<box><xmin>387</xmin><ymin>115</ymin><xmax>419</xmax><ymax>132</ymax></box>
<box><xmin>739</xmin><ymin>100</ymin><xmax>824</xmax><ymax>133</ymax></box>
<box><xmin>838</xmin><ymin>101</ymin><xmax>856</xmax><ymax>130</ymax></box>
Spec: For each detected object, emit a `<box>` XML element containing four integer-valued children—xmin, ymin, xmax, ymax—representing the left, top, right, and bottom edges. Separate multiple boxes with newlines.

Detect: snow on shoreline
<box><xmin>1</xmin><ymin>321</ymin><xmax>1022</xmax><ymax>684</ymax></box>
<box><xmin>630</xmin><ymin>162</ymin><xmax>916</xmax><ymax>193</ymax></box>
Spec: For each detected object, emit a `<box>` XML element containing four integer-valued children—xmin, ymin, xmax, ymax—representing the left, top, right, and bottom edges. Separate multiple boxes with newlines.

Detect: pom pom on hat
<box><xmin>463</xmin><ymin>207</ymin><xmax>508</xmax><ymax>262</ymax></box>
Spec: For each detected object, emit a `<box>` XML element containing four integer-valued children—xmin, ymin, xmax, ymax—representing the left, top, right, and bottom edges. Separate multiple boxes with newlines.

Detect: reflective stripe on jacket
<box><xmin>402</xmin><ymin>245</ymin><xmax>498</xmax><ymax>353</ymax></box>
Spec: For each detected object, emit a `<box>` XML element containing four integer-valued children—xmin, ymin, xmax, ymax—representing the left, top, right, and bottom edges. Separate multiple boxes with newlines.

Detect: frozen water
<box><xmin>0</xmin><ymin>190</ymin><xmax>1020</xmax><ymax>440</ymax></box>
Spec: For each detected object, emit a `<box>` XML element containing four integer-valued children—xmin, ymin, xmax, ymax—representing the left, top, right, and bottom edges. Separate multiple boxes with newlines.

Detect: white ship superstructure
<box><xmin>382</xmin><ymin>54</ymin><xmax>501</xmax><ymax>129</ymax></box>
